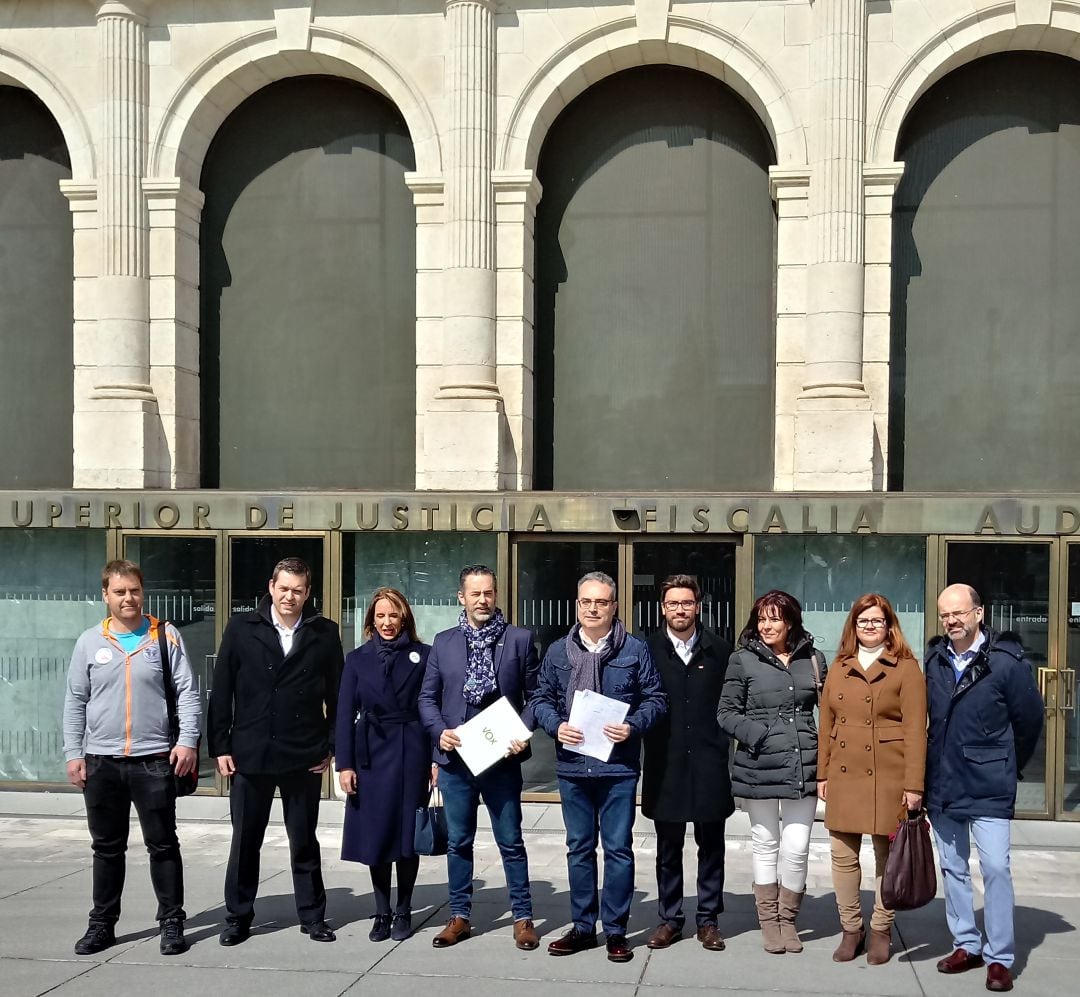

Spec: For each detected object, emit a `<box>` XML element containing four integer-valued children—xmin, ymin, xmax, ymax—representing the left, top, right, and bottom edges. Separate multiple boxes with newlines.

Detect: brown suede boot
<box><xmin>777</xmin><ymin>886</ymin><xmax>805</xmax><ymax>953</ymax></box>
<box><xmin>866</xmin><ymin>927</ymin><xmax>892</xmax><ymax>965</ymax></box>
<box><xmin>753</xmin><ymin>883</ymin><xmax>786</xmax><ymax>954</ymax></box>
<box><xmin>832</xmin><ymin>927</ymin><xmax>866</xmax><ymax>962</ymax></box>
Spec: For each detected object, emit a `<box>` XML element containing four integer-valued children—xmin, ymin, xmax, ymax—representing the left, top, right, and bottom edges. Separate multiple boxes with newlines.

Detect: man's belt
<box><xmin>353</xmin><ymin>709</ymin><xmax>419</xmax><ymax>768</ymax></box>
<box><xmin>87</xmin><ymin>752</ymin><xmax>170</xmax><ymax>762</ymax></box>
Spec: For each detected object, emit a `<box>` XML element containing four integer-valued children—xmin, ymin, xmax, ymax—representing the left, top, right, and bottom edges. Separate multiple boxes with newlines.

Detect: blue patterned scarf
<box><xmin>459</xmin><ymin>608</ymin><xmax>507</xmax><ymax>706</ymax></box>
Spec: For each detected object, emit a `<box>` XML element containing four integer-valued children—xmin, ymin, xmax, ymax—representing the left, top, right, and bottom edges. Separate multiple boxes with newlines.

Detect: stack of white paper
<box><xmin>565</xmin><ymin>689</ymin><xmax>630</xmax><ymax>762</ymax></box>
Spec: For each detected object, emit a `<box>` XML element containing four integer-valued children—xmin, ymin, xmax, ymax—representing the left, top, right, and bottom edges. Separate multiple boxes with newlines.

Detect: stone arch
<box><xmin>149</xmin><ymin>25</ymin><xmax>441</xmax><ymax>183</ymax></box>
<box><xmin>869</xmin><ymin>5</ymin><xmax>1080</xmax><ymax>163</ymax></box>
<box><xmin>0</xmin><ymin>47</ymin><xmax>94</xmax><ymax>178</ymax></box>
<box><xmin>499</xmin><ymin>15</ymin><xmax>805</xmax><ymax>173</ymax></box>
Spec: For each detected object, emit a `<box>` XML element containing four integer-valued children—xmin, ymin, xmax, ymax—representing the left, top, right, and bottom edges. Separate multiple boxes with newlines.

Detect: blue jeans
<box><xmin>438</xmin><ymin>757</ymin><xmax>532</xmax><ymax>920</ymax></box>
<box><xmin>932</xmin><ymin>812</ymin><xmax>1015</xmax><ymax>967</ymax></box>
<box><xmin>558</xmin><ymin>775</ymin><xmax>638</xmax><ymax>935</ymax></box>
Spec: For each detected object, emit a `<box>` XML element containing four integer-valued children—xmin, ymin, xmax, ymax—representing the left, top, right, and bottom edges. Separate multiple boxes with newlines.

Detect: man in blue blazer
<box><xmin>419</xmin><ymin>565</ymin><xmax>540</xmax><ymax>951</ymax></box>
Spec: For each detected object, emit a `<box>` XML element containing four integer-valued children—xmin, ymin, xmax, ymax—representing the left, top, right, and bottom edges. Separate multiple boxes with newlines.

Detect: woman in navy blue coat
<box><xmin>335</xmin><ymin>587</ymin><xmax>432</xmax><ymax>942</ymax></box>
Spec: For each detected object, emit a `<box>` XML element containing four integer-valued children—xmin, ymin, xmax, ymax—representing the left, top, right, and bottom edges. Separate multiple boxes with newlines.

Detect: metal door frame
<box><xmin>1054</xmin><ymin>540</ymin><xmax>1080</xmax><ymax>820</ymax></box>
<box><xmin>509</xmin><ymin>532</ymin><xmax>746</xmax><ymax>632</ymax></box>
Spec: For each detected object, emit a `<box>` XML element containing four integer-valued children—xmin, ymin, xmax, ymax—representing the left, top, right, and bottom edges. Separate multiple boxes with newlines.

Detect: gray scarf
<box><xmin>564</xmin><ymin>618</ymin><xmax>626</xmax><ymax>714</ymax></box>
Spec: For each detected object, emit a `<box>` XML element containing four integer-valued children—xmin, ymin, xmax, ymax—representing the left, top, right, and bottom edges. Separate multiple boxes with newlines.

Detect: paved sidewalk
<box><xmin>1</xmin><ymin>792</ymin><xmax>1077</xmax><ymax>997</ymax></box>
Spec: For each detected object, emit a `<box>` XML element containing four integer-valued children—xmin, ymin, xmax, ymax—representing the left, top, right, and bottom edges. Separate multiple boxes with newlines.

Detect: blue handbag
<box><xmin>414</xmin><ymin>786</ymin><xmax>448</xmax><ymax>856</ymax></box>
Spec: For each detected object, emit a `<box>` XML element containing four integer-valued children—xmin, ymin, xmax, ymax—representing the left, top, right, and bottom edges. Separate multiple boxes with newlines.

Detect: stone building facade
<box><xmin>3</xmin><ymin>1</ymin><xmax>1080</xmax><ymax>814</ymax></box>
<box><xmin>6</xmin><ymin>0</ymin><xmax>1071</xmax><ymax>493</ymax></box>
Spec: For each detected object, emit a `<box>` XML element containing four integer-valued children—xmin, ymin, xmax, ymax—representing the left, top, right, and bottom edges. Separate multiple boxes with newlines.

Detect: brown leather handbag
<box><xmin>881</xmin><ymin>809</ymin><xmax>937</xmax><ymax>911</ymax></box>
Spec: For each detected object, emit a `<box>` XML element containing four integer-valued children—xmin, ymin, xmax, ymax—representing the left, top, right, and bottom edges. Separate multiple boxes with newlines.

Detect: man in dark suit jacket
<box><xmin>418</xmin><ymin>564</ymin><xmax>540</xmax><ymax>951</ymax></box>
<box><xmin>208</xmin><ymin>557</ymin><xmax>343</xmax><ymax>946</ymax></box>
<box><xmin>925</xmin><ymin>583</ymin><xmax>1044</xmax><ymax>994</ymax></box>
<box><xmin>642</xmin><ymin>574</ymin><xmax>734</xmax><ymax>953</ymax></box>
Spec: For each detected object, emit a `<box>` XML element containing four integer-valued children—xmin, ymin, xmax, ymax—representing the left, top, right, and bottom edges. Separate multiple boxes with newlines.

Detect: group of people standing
<box><xmin>62</xmin><ymin>558</ymin><xmax>1044</xmax><ymax>992</ymax></box>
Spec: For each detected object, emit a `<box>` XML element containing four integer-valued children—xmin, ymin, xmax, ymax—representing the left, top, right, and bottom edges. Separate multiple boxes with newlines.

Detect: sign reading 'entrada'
<box><xmin>3</xmin><ymin>493</ymin><xmax>1080</xmax><ymax>537</ymax></box>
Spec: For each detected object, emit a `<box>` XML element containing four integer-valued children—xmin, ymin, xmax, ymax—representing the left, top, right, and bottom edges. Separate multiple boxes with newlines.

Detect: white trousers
<box><xmin>745</xmin><ymin>796</ymin><xmax>818</xmax><ymax>892</ymax></box>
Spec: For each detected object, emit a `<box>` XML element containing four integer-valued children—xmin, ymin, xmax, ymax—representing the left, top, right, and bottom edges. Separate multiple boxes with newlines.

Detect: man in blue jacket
<box><xmin>530</xmin><ymin>571</ymin><xmax>667</xmax><ymax>963</ymax></box>
<box><xmin>419</xmin><ymin>564</ymin><xmax>540</xmax><ymax>951</ymax></box>
<box><xmin>925</xmin><ymin>584</ymin><xmax>1044</xmax><ymax>993</ymax></box>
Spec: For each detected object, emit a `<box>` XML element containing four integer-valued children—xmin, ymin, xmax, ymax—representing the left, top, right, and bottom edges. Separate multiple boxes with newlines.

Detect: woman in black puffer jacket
<box><xmin>717</xmin><ymin>590</ymin><xmax>825</xmax><ymax>956</ymax></box>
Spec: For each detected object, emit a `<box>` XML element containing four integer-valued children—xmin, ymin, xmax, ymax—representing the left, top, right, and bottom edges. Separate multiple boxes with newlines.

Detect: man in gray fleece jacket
<box><xmin>62</xmin><ymin>559</ymin><xmax>200</xmax><ymax>957</ymax></box>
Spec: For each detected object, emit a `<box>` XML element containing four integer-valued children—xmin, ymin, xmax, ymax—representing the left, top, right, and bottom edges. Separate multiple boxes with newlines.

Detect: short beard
<box><xmin>666</xmin><ymin>617</ymin><xmax>696</xmax><ymax>636</ymax></box>
<box><xmin>469</xmin><ymin>608</ymin><xmax>494</xmax><ymax>627</ymax></box>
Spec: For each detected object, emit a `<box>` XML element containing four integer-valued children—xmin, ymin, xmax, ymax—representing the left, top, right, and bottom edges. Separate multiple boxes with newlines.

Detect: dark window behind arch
<box><xmin>890</xmin><ymin>52</ymin><xmax>1080</xmax><ymax>491</ymax></box>
<box><xmin>200</xmin><ymin>76</ymin><xmax>416</xmax><ymax>489</ymax></box>
<box><xmin>0</xmin><ymin>86</ymin><xmax>72</xmax><ymax>487</ymax></box>
<box><xmin>534</xmin><ymin>66</ymin><xmax>776</xmax><ymax>491</ymax></box>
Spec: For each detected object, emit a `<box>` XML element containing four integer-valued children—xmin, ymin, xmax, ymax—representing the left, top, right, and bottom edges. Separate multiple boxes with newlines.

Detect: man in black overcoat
<box><xmin>208</xmin><ymin>556</ymin><xmax>343</xmax><ymax>946</ymax></box>
<box><xmin>642</xmin><ymin>573</ymin><xmax>734</xmax><ymax>952</ymax></box>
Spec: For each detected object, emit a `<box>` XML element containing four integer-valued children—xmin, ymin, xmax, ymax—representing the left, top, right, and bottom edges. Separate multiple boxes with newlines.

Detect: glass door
<box><xmin>225</xmin><ymin>533</ymin><xmax>332</xmax><ymax>796</ymax></box>
<box><xmin>943</xmin><ymin>539</ymin><xmax>1053</xmax><ymax>817</ymax></box>
<box><xmin>226</xmin><ymin>534</ymin><xmax>328</xmax><ymax>620</ymax></box>
<box><xmin>630</xmin><ymin>539</ymin><xmax>737</xmax><ymax>645</ymax></box>
<box><xmin>122</xmin><ymin>533</ymin><xmax>220</xmax><ymax>789</ymax></box>
<box><xmin>511</xmin><ymin>535</ymin><xmax>740</xmax><ymax>796</ymax></box>
<box><xmin>513</xmin><ymin>537</ymin><xmax>620</xmax><ymax>794</ymax></box>
<box><xmin>1056</xmin><ymin>543</ymin><xmax>1080</xmax><ymax>818</ymax></box>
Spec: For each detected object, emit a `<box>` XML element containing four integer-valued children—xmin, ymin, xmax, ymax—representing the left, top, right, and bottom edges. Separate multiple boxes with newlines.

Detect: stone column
<box><xmin>862</xmin><ymin>163</ymin><xmax>905</xmax><ymax>489</ymax></box>
<box><xmin>493</xmin><ymin>170</ymin><xmax>543</xmax><ymax>490</ymax></box>
<box><xmin>794</xmin><ymin>0</ymin><xmax>874</xmax><ymax>489</ymax></box>
<box><xmin>769</xmin><ymin>167</ymin><xmax>812</xmax><ymax>491</ymax></box>
<box><xmin>424</xmin><ymin>0</ymin><xmax>503</xmax><ymax>490</ymax></box>
<box><xmin>145</xmin><ymin>178</ymin><xmax>205</xmax><ymax>488</ymax></box>
<box><xmin>75</xmin><ymin>0</ymin><xmax>163</xmax><ymax>487</ymax></box>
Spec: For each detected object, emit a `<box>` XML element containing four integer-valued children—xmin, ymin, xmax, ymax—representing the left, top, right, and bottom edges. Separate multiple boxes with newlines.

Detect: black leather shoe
<box><xmin>74</xmin><ymin>923</ymin><xmax>115</xmax><ymax>955</ymax></box>
<box><xmin>606</xmin><ymin>933</ymin><xmax>634</xmax><ymax>962</ymax></box>
<box><xmin>159</xmin><ymin>918</ymin><xmax>188</xmax><ymax>955</ymax></box>
<box><xmin>369</xmin><ymin>914</ymin><xmax>392</xmax><ymax>942</ymax></box>
<box><xmin>301</xmin><ymin>920</ymin><xmax>337</xmax><ymax>942</ymax></box>
<box><xmin>547</xmin><ymin>927</ymin><xmax>599</xmax><ymax>956</ymax></box>
<box><xmin>219</xmin><ymin>923</ymin><xmax>251</xmax><ymax>947</ymax></box>
<box><xmin>937</xmin><ymin>948</ymin><xmax>984</xmax><ymax>974</ymax></box>
<box><xmin>390</xmin><ymin>913</ymin><xmax>412</xmax><ymax>942</ymax></box>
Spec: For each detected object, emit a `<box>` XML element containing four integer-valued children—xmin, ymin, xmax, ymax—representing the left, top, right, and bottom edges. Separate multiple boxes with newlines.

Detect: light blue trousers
<box><xmin>931</xmin><ymin>813</ymin><xmax>1014</xmax><ymax>967</ymax></box>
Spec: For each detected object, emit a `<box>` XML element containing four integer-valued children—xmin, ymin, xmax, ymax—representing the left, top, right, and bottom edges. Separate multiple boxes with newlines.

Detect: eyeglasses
<box><xmin>578</xmin><ymin>598</ymin><xmax>613</xmax><ymax>610</ymax></box>
<box><xmin>662</xmin><ymin>600</ymin><xmax>697</xmax><ymax>610</ymax></box>
<box><xmin>938</xmin><ymin>607</ymin><xmax>978</xmax><ymax>623</ymax></box>
<box><xmin>855</xmin><ymin>619</ymin><xmax>887</xmax><ymax>630</ymax></box>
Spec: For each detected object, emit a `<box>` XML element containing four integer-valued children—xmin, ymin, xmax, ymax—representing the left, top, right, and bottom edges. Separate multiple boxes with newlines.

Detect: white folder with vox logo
<box><xmin>455</xmin><ymin>696</ymin><xmax>533</xmax><ymax>776</ymax></box>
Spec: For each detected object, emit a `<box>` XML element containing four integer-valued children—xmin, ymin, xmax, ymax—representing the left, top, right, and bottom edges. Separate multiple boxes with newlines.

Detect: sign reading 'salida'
<box><xmin>3</xmin><ymin>493</ymin><xmax>1080</xmax><ymax>537</ymax></box>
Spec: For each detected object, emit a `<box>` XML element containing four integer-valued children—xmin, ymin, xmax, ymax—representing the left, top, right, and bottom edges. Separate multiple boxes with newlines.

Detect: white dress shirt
<box><xmin>580</xmin><ymin>629</ymin><xmax>611</xmax><ymax>655</ymax></box>
<box><xmin>270</xmin><ymin>606</ymin><xmax>302</xmax><ymax>656</ymax></box>
<box><xmin>947</xmin><ymin>629</ymin><xmax>986</xmax><ymax>682</ymax></box>
<box><xmin>667</xmin><ymin>626</ymin><xmax>698</xmax><ymax>665</ymax></box>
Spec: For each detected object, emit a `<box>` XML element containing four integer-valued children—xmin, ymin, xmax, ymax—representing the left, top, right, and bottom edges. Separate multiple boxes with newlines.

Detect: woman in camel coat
<box><xmin>817</xmin><ymin>593</ymin><xmax>926</xmax><ymax>967</ymax></box>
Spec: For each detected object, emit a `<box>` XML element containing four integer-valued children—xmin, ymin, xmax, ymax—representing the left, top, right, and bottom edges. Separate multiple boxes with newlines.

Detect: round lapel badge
<box><xmin>94</xmin><ymin>648</ymin><xmax>113</xmax><ymax>665</ymax></box>
<box><xmin>409</xmin><ymin>651</ymin><xmax>421</xmax><ymax>663</ymax></box>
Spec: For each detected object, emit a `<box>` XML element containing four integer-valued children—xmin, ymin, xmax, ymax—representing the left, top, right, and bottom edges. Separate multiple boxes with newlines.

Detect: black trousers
<box><xmin>83</xmin><ymin>754</ymin><xmax>185</xmax><ymax>925</ymax></box>
<box><xmin>225</xmin><ymin>769</ymin><xmax>326</xmax><ymax>926</ymax></box>
<box><xmin>654</xmin><ymin>819</ymin><xmax>727</xmax><ymax>929</ymax></box>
